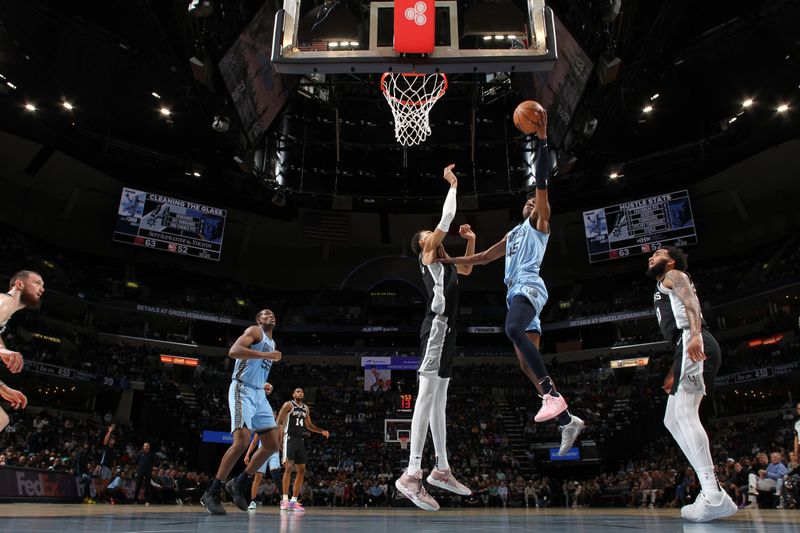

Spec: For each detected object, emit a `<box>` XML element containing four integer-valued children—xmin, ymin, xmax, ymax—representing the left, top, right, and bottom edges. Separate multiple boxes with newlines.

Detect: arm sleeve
<box><xmin>533</xmin><ymin>140</ymin><xmax>550</xmax><ymax>190</ymax></box>
<box><xmin>436</xmin><ymin>187</ymin><xmax>457</xmax><ymax>232</ymax></box>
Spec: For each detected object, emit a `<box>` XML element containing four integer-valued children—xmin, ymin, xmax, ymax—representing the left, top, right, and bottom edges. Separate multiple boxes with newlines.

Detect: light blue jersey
<box><xmin>232</xmin><ymin>328</ymin><xmax>275</xmax><ymax>388</ymax></box>
<box><xmin>504</xmin><ymin>220</ymin><xmax>550</xmax><ymax>332</ymax></box>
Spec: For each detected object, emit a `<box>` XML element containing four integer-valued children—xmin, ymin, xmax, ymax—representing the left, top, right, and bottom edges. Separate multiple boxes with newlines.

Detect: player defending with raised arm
<box><xmin>647</xmin><ymin>246</ymin><xmax>736</xmax><ymax>522</ymax></box>
<box><xmin>200</xmin><ymin>309</ymin><xmax>282</xmax><ymax>515</ymax></box>
<box><xmin>243</xmin><ymin>382</ymin><xmax>283</xmax><ymax>511</ymax></box>
<box><xmin>0</xmin><ymin>271</ymin><xmax>44</xmax><ymax>430</ymax></box>
<box><xmin>395</xmin><ymin>164</ymin><xmax>475</xmax><ymax>512</ymax></box>
<box><xmin>276</xmin><ymin>387</ymin><xmax>329</xmax><ymax>512</ymax></box>
<box><xmin>440</xmin><ymin>111</ymin><xmax>584</xmax><ymax>456</ymax></box>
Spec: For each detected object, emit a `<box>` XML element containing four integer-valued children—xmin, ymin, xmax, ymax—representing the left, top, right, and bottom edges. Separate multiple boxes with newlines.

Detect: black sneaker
<box><xmin>226</xmin><ymin>478</ymin><xmax>250</xmax><ymax>511</ymax></box>
<box><xmin>200</xmin><ymin>491</ymin><xmax>226</xmax><ymax>515</ymax></box>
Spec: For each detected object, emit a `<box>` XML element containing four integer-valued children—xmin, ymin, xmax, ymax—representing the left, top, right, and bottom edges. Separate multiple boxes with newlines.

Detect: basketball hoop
<box><xmin>380</xmin><ymin>72</ymin><xmax>448</xmax><ymax>146</ymax></box>
<box><xmin>399</xmin><ymin>435</ymin><xmax>409</xmax><ymax>451</ymax></box>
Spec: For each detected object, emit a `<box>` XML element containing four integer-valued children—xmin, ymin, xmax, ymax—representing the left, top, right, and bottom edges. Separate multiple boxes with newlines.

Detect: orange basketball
<box><xmin>513</xmin><ymin>100</ymin><xmax>545</xmax><ymax>134</ymax></box>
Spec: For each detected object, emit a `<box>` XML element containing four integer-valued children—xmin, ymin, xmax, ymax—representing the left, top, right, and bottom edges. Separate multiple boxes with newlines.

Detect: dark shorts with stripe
<box><xmin>669</xmin><ymin>329</ymin><xmax>721</xmax><ymax>396</ymax></box>
<box><xmin>283</xmin><ymin>434</ymin><xmax>307</xmax><ymax>465</ymax></box>
<box><xmin>418</xmin><ymin>316</ymin><xmax>456</xmax><ymax>379</ymax></box>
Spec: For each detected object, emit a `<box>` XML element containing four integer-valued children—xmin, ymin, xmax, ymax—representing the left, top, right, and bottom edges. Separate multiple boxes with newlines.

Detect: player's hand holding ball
<box><xmin>0</xmin><ymin>349</ymin><xmax>24</xmax><ymax>373</ymax></box>
<box><xmin>513</xmin><ymin>100</ymin><xmax>548</xmax><ymax>139</ymax></box>
<box><xmin>458</xmin><ymin>224</ymin><xmax>475</xmax><ymax>241</ymax></box>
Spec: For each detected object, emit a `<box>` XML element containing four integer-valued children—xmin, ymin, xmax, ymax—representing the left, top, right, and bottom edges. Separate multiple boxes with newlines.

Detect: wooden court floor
<box><xmin>0</xmin><ymin>503</ymin><xmax>798</xmax><ymax>532</ymax></box>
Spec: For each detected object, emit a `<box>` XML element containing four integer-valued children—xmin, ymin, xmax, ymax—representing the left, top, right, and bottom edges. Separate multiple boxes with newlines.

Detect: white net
<box><xmin>381</xmin><ymin>72</ymin><xmax>448</xmax><ymax>146</ymax></box>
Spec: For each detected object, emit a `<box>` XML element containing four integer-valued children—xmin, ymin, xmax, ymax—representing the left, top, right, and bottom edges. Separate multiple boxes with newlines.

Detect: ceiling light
<box><xmin>348</xmin><ymin>41</ymin><xmax>358</xmax><ymax>47</ymax></box>
<box><xmin>192</xmin><ymin>171</ymin><xmax>201</xmax><ymax>177</ymax></box>
<box><xmin>776</xmin><ymin>104</ymin><xmax>789</xmax><ymax>113</ymax></box>
<box><xmin>0</xmin><ymin>73</ymin><xmax>5</xmax><ymax>79</ymax></box>
<box><xmin>329</xmin><ymin>42</ymin><xmax>339</xmax><ymax>48</ymax></box>
<box><xmin>483</xmin><ymin>36</ymin><xmax>492</xmax><ymax>41</ymax></box>
<box><xmin>742</xmin><ymin>98</ymin><xmax>753</xmax><ymax>108</ymax></box>
<box><xmin>7</xmin><ymin>81</ymin><xmax>17</xmax><ymax>89</ymax></box>
<box><xmin>728</xmin><ymin>116</ymin><xmax>737</xmax><ymax>124</ymax></box>
<box><xmin>642</xmin><ymin>105</ymin><xmax>653</xmax><ymax>113</ymax></box>
<box><xmin>338</xmin><ymin>41</ymin><xmax>349</xmax><ymax>47</ymax></box>
<box><xmin>62</xmin><ymin>101</ymin><xmax>74</xmax><ymax>110</ymax></box>
<box><xmin>650</xmin><ymin>93</ymin><xmax>659</xmax><ymax>100</ymax></box>
<box><xmin>494</xmin><ymin>35</ymin><xmax>505</xmax><ymax>40</ymax></box>
<box><xmin>159</xmin><ymin>107</ymin><xmax>171</xmax><ymax>116</ymax></box>
<box><xmin>609</xmin><ymin>172</ymin><xmax>619</xmax><ymax>179</ymax></box>
<box><xmin>24</xmin><ymin>103</ymin><xmax>36</xmax><ymax>112</ymax></box>
<box><xmin>152</xmin><ymin>92</ymin><xmax>162</xmax><ymax>99</ymax></box>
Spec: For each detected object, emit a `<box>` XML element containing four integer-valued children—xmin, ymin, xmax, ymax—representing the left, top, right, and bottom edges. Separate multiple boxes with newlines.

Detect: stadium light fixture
<box><xmin>642</xmin><ymin>105</ymin><xmax>653</xmax><ymax>113</ymax></box>
<box><xmin>776</xmin><ymin>103</ymin><xmax>789</xmax><ymax>113</ymax></box>
<box><xmin>742</xmin><ymin>98</ymin><xmax>754</xmax><ymax>108</ymax></box>
<box><xmin>24</xmin><ymin>103</ymin><xmax>36</xmax><ymax>112</ymax></box>
<box><xmin>159</xmin><ymin>107</ymin><xmax>171</xmax><ymax>116</ymax></box>
<box><xmin>62</xmin><ymin>101</ymin><xmax>74</xmax><ymax>110</ymax></box>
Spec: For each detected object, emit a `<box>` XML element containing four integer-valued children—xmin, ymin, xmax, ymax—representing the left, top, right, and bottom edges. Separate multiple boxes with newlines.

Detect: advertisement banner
<box><xmin>0</xmin><ymin>467</ymin><xmax>81</xmax><ymax>502</ymax></box>
<box><xmin>361</xmin><ymin>356</ymin><xmax>420</xmax><ymax>370</ymax></box>
<box><xmin>550</xmin><ymin>447</ymin><xmax>580</xmax><ymax>461</ymax></box>
<box><xmin>202</xmin><ymin>430</ymin><xmax>234</xmax><ymax>444</ymax></box>
<box><xmin>24</xmin><ymin>360</ymin><xmax>127</xmax><ymax>389</ymax></box>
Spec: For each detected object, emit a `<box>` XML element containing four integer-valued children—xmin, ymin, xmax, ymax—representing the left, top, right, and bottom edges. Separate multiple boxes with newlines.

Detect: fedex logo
<box><xmin>16</xmin><ymin>471</ymin><xmax>63</xmax><ymax>497</ymax></box>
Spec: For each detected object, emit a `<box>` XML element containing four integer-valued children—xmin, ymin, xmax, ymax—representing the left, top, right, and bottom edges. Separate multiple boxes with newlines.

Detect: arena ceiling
<box><xmin>0</xmin><ymin>0</ymin><xmax>798</xmax><ymax>215</ymax></box>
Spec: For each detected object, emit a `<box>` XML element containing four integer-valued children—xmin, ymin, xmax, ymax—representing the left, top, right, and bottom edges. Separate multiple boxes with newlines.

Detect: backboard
<box><xmin>384</xmin><ymin>418</ymin><xmax>412</xmax><ymax>443</ymax></box>
<box><xmin>271</xmin><ymin>0</ymin><xmax>557</xmax><ymax>74</ymax></box>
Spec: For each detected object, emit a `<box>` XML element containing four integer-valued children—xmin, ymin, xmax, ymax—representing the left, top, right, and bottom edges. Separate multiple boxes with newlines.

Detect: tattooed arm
<box><xmin>662</xmin><ymin>270</ymin><xmax>706</xmax><ymax>362</ymax></box>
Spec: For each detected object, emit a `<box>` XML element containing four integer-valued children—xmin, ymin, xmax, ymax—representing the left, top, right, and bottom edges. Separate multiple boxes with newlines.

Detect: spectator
<box><xmin>133</xmin><ymin>442</ymin><xmax>155</xmax><ymax>505</ymax></box>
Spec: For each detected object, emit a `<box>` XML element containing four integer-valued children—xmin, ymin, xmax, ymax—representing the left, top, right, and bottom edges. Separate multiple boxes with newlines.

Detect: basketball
<box><xmin>513</xmin><ymin>100</ymin><xmax>545</xmax><ymax>135</ymax></box>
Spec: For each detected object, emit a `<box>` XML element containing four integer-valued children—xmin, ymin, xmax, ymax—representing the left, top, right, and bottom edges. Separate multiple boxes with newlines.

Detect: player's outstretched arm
<box><xmin>456</xmin><ymin>224</ymin><xmax>476</xmax><ymax>276</ymax></box>
<box><xmin>662</xmin><ymin>271</ymin><xmax>705</xmax><ymax>362</ymax></box>
<box><xmin>421</xmin><ymin>164</ymin><xmax>458</xmax><ymax>265</ymax></box>
<box><xmin>441</xmin><ymin>235</ymin><xmax>507</xmax><ymax>267</ymax></box>
<box><xmin>305</xmin><ymin>407</ymin><xmax>330</xmax><ymax>439</ymax></box>
<box><xmin>229</xmin><ymin>326</ymin><xmax>282</xmax><ymax>361</ymax></box>
<box><xmin>530</xmin><ymin>109</ymin><xmax>551</xmax><ymax>234</ymax></box>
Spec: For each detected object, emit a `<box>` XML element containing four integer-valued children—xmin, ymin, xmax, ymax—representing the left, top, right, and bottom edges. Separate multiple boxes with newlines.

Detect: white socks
<box><xmin>407</xmin><ymin>374</ymin><xmax>450</xmax><ymax>474</ymax></box>
<box><xmin>430</xmin><ymin>377</ymin><xmax>450</xmax><ymax>471</ymax></box>
<box><xmin>663</xmin><ymin>390</ymin><xmax>722</xmax><ymax>495</ymax></box>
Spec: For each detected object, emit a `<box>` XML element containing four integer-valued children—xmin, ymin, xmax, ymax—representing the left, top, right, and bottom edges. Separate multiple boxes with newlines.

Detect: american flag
<box><xmin>303</xmin><ymin>211</ymin><xmax>350</xmax><ymax>241</ymax></box>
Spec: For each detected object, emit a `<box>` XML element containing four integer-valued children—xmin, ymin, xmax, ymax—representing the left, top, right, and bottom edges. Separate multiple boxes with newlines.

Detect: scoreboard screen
<box><xmin>113</xmin><ymin>188</ymin><xmax>226</xmax><ymax>262</ymax></box>
<box><xmin>582</xmin><ymin>190</ymin><xmax>697</xmax><ymax>263</ymax></box>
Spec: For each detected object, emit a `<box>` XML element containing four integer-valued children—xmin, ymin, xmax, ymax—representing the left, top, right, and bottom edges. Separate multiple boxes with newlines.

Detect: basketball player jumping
<box><xmin>201</xmin><ymin>309</ymin><xmax>282</xmax><ymax>515</ymax></box>
<box><xmin>395</xmin><ymin>164</ymin><xmax>475</xmax><ymax>511</ymax></box>
<box><xmin>440</xmin><ymin>110</ymin><xmax>585</xmax><ymax>456</ymax></box>
<box><xmin>243</xmin><ymin>382</ymin><xmax>283</xmax><ymax>511</ymax></box>
<box><xmin>276</xmin><ymin>386</ymin><xmax>329</xmax><ymax>512</ymax></box>
<box><xmin>0</xmin><ymin>271</ymin><xmax>44</xmax><ymax>430</ymax></box>
<box><xmin>647</xmin><ymin>246</ymin><xmax>737</xmax><ymax>522</ymax></box>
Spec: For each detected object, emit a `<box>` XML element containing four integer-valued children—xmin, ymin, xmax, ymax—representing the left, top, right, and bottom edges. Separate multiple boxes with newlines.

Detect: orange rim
<box><xmin>380</xmin><ymin>72</ymin><xmax>448</xmax><ymax>107</ymax></box>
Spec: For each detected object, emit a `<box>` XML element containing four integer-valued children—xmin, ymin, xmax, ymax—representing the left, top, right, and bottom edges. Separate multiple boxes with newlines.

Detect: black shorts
<box><xmin>418</xmin><ymin>316</ymin><xmax>456</xmax><ymax>379</ymax></box>
<box><xmin>283</xmin><ymin>434</ymin><xmax>307</xmax><ymax>465</ymax></box>
<box><xmin>669</xmin><ymin>329</ymin><xmax>721</xmax><ymax>396</ymax></box>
